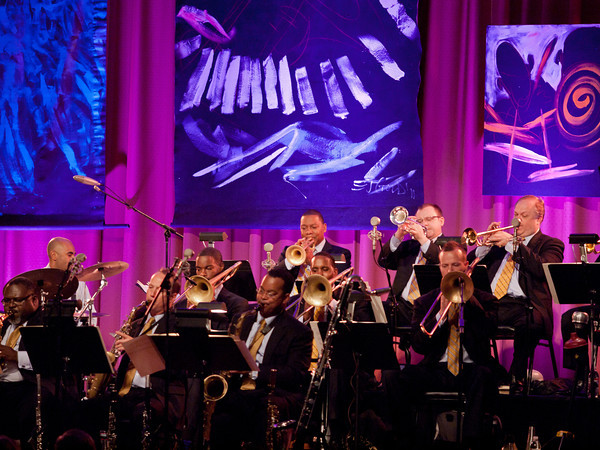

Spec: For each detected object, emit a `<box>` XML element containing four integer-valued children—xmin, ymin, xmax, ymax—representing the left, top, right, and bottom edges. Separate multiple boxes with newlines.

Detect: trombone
<box><xmin>175</xmin><ymin>261</ymin><xmax>242</xmax><ymax>307</ymax></box>
<box><xmin>419</xmin><ymin>270</ymin><xmax>474</xmax><ymax>337</ymax></box>
<box><xmin>462</xmin><ymin>217</ymin><xmax>521</xmax><ymax>246</ymax></box>
<box><xmin>390</xmin><ymin>206</ymin><xmax>427</xmax><ymax>232</ymax></box>
<box><xmin>287</xmin><ymin>266</ymin><xmax>354</xmax><ymax>322</ymax></box>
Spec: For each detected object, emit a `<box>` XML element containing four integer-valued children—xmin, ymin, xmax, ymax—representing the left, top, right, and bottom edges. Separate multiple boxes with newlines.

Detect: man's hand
<box><xmin>114</xmin><ymin>331</ymin><xmax>133</xmax><ymax>353</ymax></box>
<box><xmin>0</xmin><ymin>344</ymin><xmax>18</xmax><ymax>362</ymax></box>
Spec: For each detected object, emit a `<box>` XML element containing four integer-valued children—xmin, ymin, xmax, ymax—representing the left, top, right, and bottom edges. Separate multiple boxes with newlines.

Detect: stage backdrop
<box><xmin>0</xmin><ymin>0</ymin><xmax>107</xmax><ymax>227</ymax></box>
<box><xmin>173</xmin><ymin>0</ymin><xmax>424</xmax><ymax>229</ymax></box>
<box><xmin>484</xmin><ymin>24</ymin><xmax>600</xmax><ymax>197</ymax></box>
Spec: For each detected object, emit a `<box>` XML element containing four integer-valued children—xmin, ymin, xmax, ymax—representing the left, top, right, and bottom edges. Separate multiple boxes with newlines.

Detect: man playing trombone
<box><xmin>378</xmin><ymin>203</ymin><xmax>445</xmax><ymax>325</ymax></box>
<box><xmin>382</xmin><ymin>241</ymin><xmax>499</xmax><ymax>448</ymax></box>
<box><xmin>469</xmin><ymin>195</ymin><xmax>564</xmax><ymax>391</ymax></box>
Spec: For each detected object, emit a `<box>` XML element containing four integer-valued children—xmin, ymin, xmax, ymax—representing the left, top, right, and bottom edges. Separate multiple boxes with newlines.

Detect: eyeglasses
<box><xmin>1</xmin><ymin>294</ymin><xmax>33</xmax><ymax>306</ymax></box>
<box><xmin>257</xmin><ymin>288</ymin><xmax>279</xmax><ymax>299</ymax></box>
<box><xmin>415</xmin><ymin>216</ymin><xmax>441</xmax><ymax>224</ymax></box>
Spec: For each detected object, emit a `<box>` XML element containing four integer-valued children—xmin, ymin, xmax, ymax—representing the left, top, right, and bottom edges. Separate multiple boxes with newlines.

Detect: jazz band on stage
<box><xmin>1</xmin><ymin>200</ymin><xmax>598</xmax><ymax>449</ymax></box>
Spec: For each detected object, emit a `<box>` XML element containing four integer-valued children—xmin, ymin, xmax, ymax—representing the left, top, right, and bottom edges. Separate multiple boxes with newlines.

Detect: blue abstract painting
<box><xmin>484</xmin><ymin>25</ymin><xmax>600</xmax><ymax>197</ymax></box>
<box><xmin>173</xmin><ymin>0</ymin><xmax>424</xmax><ymax>229</ymax></box>
<box><xmin>0</xmin><ymin>0</ymin><xmax>107</xmax><ymax>226</ymax></box>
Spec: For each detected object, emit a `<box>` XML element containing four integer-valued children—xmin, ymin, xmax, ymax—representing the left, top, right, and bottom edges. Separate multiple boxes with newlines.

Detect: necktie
<box><xmin>406</xmin><ymin>252</ymin><xmax>426</xmax><ymax>304</ymax></box>
<box><xmin>493</xmin><ymin>254</ymin><xmax>515</xmax><ymax>299</ymax></box>
<box><xmin>241</xmin><ymin>319</ymin><xmax>267</xmax><ymax>390</ymax></box>
<box><xmin>118</xmin><ymin>317</ymin><xmax>156</xmax><ymax>397</ymax></box>
<box><xmin>447</xmin><ymin>303</ymin><xmax>460</xmax><ymax>376</ymax></box>
<box><xmin>6</xmin><ymin>324</ymin><xmax>23</xmax><ymax>349</ymax></box>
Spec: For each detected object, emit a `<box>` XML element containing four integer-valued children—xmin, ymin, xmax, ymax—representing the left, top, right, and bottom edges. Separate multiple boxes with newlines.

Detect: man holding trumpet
<box><xmin>469</xmin><ymin>195</ymin><xmax>564</xmax><ymax>391</ymax></box>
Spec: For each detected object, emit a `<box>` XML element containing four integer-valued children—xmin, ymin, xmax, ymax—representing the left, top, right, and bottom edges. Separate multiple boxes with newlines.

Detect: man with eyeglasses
<box><xmin>0</xmin><ymin>276</ymin><xmax>44</xmax><ymax>444</ymax></box>
<box><xmin>210</xmin><ymin>267</ymin><xmax>312</xmax><ymax>448</ymax></box>
<box><xmin>378</xmin><ymin>203</ymin><xmax>446</xmax><ymax>326</ymax></box>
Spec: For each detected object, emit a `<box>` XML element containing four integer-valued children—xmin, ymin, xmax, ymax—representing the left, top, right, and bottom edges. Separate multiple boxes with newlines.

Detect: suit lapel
<box><xmin>262</xmin><ymin>313</ymin><xmax>286</xmax><ymax>363</ymax></box>
<box><xmin>240</xmin><ymin>311</ymin><xmax>258</xmax><ymax>341</ymax></box>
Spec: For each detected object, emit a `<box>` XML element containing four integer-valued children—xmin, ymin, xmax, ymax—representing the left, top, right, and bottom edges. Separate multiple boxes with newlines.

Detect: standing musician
<box><xmin>469</xmin><ymin>195</ymin><xmax>564</xmax><ymax>391</ymax></box>
<box><xmin>0</xmin><ymin>276</ymin><xmax>45</xmax><ymax>444</ymax></box>
<box><xmin>46</xmin><ymin>237</ymin><xmax>94</xmax><ymax>324</ymax></box>
<box><xmin>113</xmin><ymin>268</ymin><xmax>185</xmax><ymax>449</ymax></box>
<box><xmin>383</xmin><ymin>241</ymin><xmax>499</xmax><ymax>448</ymax></box>
<box><xmin>209</xmin><ymin>267</ymin><xmax>313</xmax><ymax>449</ymax></box>
<box><xmin>192</xmin><ymin>247</ymin><xmax>251</xmax><ymax>330</ymax></box>
<box><xmin>277</xmin><ymin>209</ymin><xmax>352</xmax><ymax>279</ymax></box>
<box><xmin>378</xmin><ymin>203</ymin><xmax>445</xmax><ymax>325</ymax></box>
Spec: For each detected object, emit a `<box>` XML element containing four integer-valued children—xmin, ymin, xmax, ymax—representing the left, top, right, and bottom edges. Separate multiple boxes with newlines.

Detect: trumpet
<box><xmin>419</xmin><ymin>270</ymin><xmax>475</xmax><ymax>337</ymax></box>
<box><xmin>390</xmin><ymin>206</ymin><xmax>427</xmax><ymax>232</ymax></box>
<box><xmin>176</xmin><ymin>261</ymin><xmax>242</xmax><ymax>307</ymax></box>
<box><xmin>462</xmin><ymin>217</ymin><xmax>521</xmax><ymax>246</ymax></box>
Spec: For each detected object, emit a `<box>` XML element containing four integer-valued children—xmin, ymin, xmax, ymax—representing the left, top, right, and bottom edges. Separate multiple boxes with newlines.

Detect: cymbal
<box><xmin>78</xmin><ymin>261</ymin><xmax>129</xmax><ymax>282</ymax></box>
<box><xmin>14</xmin><ymin>268</ymin><xmax>79</xmax><ymax>300</ymax></box>
<box><xmin>75</xmin><ymin>311</ymin><xmax>110</xmax><ymax>318</ymax></box>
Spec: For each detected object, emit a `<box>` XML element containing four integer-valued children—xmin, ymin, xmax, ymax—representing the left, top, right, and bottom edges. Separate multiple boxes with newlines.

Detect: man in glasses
<box><xmin>0</xmin><ymin>276</ymin><xmax>44</xmax><ymax>444</ymax></box>
<box><xmin>379</xmin><ymin>203</ymin><xmax>446</xmax><ymax>327</ymax></box>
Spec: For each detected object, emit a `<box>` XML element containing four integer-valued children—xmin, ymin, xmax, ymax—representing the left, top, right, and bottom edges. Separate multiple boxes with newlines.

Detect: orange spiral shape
<box><xmin>555</xmin><ymin>62</ymin><xmax>600</xmax><ymax>149</ymax></box>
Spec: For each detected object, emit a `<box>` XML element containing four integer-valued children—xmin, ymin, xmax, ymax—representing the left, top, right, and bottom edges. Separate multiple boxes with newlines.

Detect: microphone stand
<box><xmin>92</xmin><ymin>185</ymin><xmax>183</xmax><ymax>267</ymax></box>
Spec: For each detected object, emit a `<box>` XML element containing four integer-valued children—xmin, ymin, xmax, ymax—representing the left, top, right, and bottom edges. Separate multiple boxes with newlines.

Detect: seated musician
<box><xmin>209</xmin><ymin>267</ymin><xmax>313</xmax><ymax>449</ymax></box>
<box><xmin>277</xmin><ymin>209</ymin><xmax>352</xmax><ymax>283</ymax></box>
<box><xmin>0</xmin><ymin>277</ymin><xmax>45</xmax><ymax>444</ymax></box>
<box><xmin>113</xmin><ymin>268</ymin><xmax>185</xmax><ymax>449</ymax></box>
<box><xmin>382</xmin><ymin>241</ymin><xmax>498</xmax><ymax>448</ymax></box>
<box><xmin>192</xmin><ymin>247</ymin><xmax>250</xmax><ymax>330</ymax></box>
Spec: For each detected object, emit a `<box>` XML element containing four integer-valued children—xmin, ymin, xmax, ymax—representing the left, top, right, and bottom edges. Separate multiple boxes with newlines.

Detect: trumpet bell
<box><xmin>390</xmin><ymin>206</ymin><xmax>409</xmax><ymax>226</ymax></box>
<box><xmin>302</xmin><ymin>274</ymin><xmax>332</xmax><ymax>308</ymax></box>
<box><xmin>285</xmin><ymin>244</ymin><xmax>306</xmax><ymax>267</ymax></box>
<box><xmin>184</xmin><ymin>275</ymin><xmax>214</xmax><ymax>306</ymax></box>
<box><xmin>461</xmin><ymin>228</ymin><xmax>478</xmax><ymax>246</ymax></box>
<box><xmin>440</xmin><ymin>271</ymin><xmax>474</xmax><ymax>304</ymax></box>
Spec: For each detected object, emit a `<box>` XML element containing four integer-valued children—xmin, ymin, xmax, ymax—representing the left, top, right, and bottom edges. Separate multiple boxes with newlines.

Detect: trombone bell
<box><xmin>302</xmin><ymin>274</ymin><xmax>332</xmax><ymax>308</ymax></box>
<box><xmin>184</xmin><ymin>275</ymin><xmax>214</xmax><ymax>306</ymax></box>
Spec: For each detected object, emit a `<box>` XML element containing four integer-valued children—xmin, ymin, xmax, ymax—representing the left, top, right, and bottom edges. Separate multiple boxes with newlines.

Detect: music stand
<box><xmin>544</xmin><ymin>262</ymin><xmax>600</xmax><ymax>398</ymax></box>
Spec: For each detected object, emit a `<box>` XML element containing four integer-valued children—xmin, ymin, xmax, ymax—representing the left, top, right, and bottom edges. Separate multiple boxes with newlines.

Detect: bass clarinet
<box><xmin>293</xmin><ymin>275</ymin><xmax>358</xmax><ymax>449</ymax></box>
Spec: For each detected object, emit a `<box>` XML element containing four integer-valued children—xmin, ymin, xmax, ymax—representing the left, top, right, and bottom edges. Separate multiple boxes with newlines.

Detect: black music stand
<box><xmin>544</xmin><ymin>263</ymin><xmax>600</xmax><ymax>398</ymax></box>
<box><xmin>224</xmin><ymin>260</ymin><xmax>257</xmax><ymax>302</ymax></box>
<box><xmin>318</xmin><ymin>321</ymin><xmax>398</xmax><ymax>449</ymax></box>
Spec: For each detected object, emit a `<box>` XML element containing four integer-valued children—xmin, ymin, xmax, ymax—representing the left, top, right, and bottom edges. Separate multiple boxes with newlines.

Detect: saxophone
<box><xmin>86</xmin><ymin>301</ymin><xmax>145</xmax><ymax>399</ymax></box>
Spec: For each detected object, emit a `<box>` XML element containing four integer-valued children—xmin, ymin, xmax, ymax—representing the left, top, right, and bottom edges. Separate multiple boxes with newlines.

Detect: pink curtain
<box><xmin>1</xmin><ymin>0</ymin><xmax>598</xmax><ymax>379</ymax></box>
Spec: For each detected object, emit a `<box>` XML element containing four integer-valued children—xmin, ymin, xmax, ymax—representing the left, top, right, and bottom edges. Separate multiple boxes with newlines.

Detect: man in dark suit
<box><xmin>114</xmin><ymin>268</ymin><xmax>185</xmax><ymax>449</ymax></box>
<box><xmin>193</xmin><ymin>247</ymin><xmax>250</xmax><ymax>331</ymax></box>
<box><xmin>0</xmin><ymin>276</ymin><xmax>45</xmax><ymax>444</ymax></box>
<box><xmin>469</xmin><ymin>195</ymin><xmax>564</xmax><ymax>388</ymax></box>
<box><xmin>378</xmin><ymin>203</ymin><xmax>445</xmax><ymax>325</ymax></box>
<box><xmin>277</xmin><ymin>209</ymin><xmax>352</xmax><ymax>281</ymax></box>
<box><xmin>210</xmin><ymin>267</ymin><xmax>313</xmax><ymax>449</ymax></box>
<box><xmin>383</xmin><ymin>241</ymin><xmax>499</xmax><ymax>448</ymax></box>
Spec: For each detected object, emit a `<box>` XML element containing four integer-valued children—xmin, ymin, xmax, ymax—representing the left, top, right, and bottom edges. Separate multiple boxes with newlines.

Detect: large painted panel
<box><xmin>484</xmin><ymin>25</ymin><xmax>600</xmax><ymax>197</ymax></box>
<box><xmin>174</xmin><ymin>0</ymin><xmax>424</xmax><ymax>229</ymax></box>
<box><xmin>0</xmin><ymin>0</ymin><xmax>107</xmax><ymax>226</ymax></box>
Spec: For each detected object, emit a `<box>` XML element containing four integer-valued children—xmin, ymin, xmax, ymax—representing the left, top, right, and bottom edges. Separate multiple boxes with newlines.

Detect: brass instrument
<box><xmin>419</xmin><ymin>271</ymin><xmax>474</xmax><ymax>337</ymax></box>
<box><xmin>390</xmin><ymin>206</ymin><xmax>427</xmax><ymax>231</ymax></box>
<box><xmin>266</xmin><ymin>369</ymin><xmax>280</xmax><ymax>450</ymax></box>
<box><xmin>585</xmin><ymin>241</ymin><xmax>600</xmax><ymax>254</ymax></box>
<box><xmin>285</xmin><ymin>244</ymin><xmax>307</xmax><ymax>267</ymax></box>
<box><xmin>462</xmin><ymin>217</ymin><xmax>521</xmax><ymax>246</ymax></box>
<box><xmin>178</xmin><ymin>261</ymin><xmax>243</xmax><ymax>307</ymax></box>
<box><xmin>202</xmin><ymin>373</ymin><xmax>229</xmax><ymax>443</ymax></box>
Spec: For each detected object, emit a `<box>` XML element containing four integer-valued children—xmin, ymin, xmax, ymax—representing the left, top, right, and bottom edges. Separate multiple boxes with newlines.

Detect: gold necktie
<box><xmin>6</xmin><ymin>324</ymin><xmax>23</xmax><ymax>349</ymax></box>
<box><xmin>241</xmin><ymin>319</ymin><xmax>267</xmax><ymax>390</ymax></box>
<box><xmin>118</xmin><ymin>317</ymin><xmax>156</xmax><ymax>397</ymax></box>
<box><xmin>493</xmin><ymin>254</ymin><xmax>515</xmax><ymax>299</ymax></box>
<box><xmin>447</xmin><ymin>303</ymin><xmax>460</xmax><ymax>376</ymax></box>
<box><xmin>406</xmin><ymin>252</ymin><xmax>426</xmax><ymax>304</ymax></box>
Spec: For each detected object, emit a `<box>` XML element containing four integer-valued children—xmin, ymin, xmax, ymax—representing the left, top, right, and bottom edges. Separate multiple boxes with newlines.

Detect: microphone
<box><xmin>368</xmin><ymin>216</ymin><xmax>382</xmax><ymax>251</ymax></box>
<box><xmin>369</xmin><ymin>287</ymin><xmax>392</xmax><ymax>296</ymax></box>
<box><xmin>261</xmin><ymin>243</ymin><xmax>276</xmax><ymax>270</ymax></box>
<box><xmin>175</xmin><ymin>248</ymin><xmax>195</xmax><ymax>278</ymax></box>
<box><xmin>73</xmin><ymin>175</ymin><xmax>101</xmax><ymax>186</ymax></box>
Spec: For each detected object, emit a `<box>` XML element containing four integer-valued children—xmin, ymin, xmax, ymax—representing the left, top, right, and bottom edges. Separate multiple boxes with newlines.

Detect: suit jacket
<box><xmin>468</xmin><ymin>231</ymin><xmax>564</xmax><ymax>337</ymax></box>
<box><xmin>378</xmin><ymin>237</ymin><xmax>442</xmax><ymax>298</ymax></box>
<box><xmin>277</xmin><ymin>239</ymin><xmax>352</xmax><ymax>278</ymax></box>
<box><xmin>238</xmin><ymin>310</ymin><xmax>312</xmax><ymax>393</ymax></box>
<box><xmin>412</xmin><ymin>288</ymin><xmax>498</xmax><ymax>367</ymax></box>
<box><xmin>210</xmin><ymin>287</ymin><xmax>250</xmax><ymax>331</ymax></box>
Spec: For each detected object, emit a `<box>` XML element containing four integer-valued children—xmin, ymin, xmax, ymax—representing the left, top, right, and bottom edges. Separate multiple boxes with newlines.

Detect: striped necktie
<box><xmin>406</xmin><ymin>252</ymin><xmax>426</xmax><ymax>303</ymax></box>
<box><xmin>493</xmin><ymin>254</ymin><xmax>515</xmax><ymax>299</ymax></box>
<box><xmin>447</xmin><ymin>303</ymin><xmax>460</xmax><ymax>376</ymax></box>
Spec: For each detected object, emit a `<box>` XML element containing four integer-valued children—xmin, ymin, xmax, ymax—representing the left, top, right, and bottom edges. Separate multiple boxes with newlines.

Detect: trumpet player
<box><xmin>378</xmin><ymin>203</ymin><xmax>445</xmax><ymax>325</ymax></box>
<box><xmin>277</xmin><ymin>209</ymin><xmax>352</xmax><ymax>278</ymax></box>
<box><xmin>468</xmin><ymin>195</ymin><xmax>564</xmax><ymax>392</ymax></box>
<box><xmin>382</xmin><ymin>242</ymin><xmax>499</xmax><ymax>448</ymax></box>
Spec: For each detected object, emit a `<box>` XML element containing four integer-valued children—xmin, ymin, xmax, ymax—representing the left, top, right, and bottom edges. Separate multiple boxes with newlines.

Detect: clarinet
<box><xmin>293</xmin><ymin>276</ymin><xmax>356</xmax><ymax>449</ymax></box>
<box><xmin>35</xmin><ymin>373</ymin><xmax>43</xmax><ymax>450</ymax></box>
